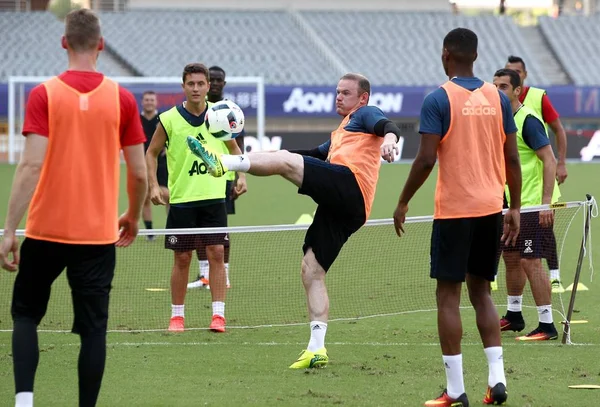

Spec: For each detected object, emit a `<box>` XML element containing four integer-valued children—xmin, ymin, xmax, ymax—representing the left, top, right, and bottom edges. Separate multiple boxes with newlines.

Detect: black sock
<box><xmin>78</xmin><ymin>334</ymin><xmax>107</xmax><ymax>407</ymax></box>
<box><xmin>12</xmin><ymin>318</ymin><xmax>40</xmax><ymax>393</ymax></box>
<box><xmin>506</xmin><ymin>310</ymin><xmax>523</xmax><ymax>320</ymax></box>
<box><xmin>144</xmin><ymin>221</ymin><xmax>153</xmax><ymax>230</ymax></box>
<box><xmin>539</xmin><ymin>322</ymin><xmax>556</xmax><ymax>331</ymax></box>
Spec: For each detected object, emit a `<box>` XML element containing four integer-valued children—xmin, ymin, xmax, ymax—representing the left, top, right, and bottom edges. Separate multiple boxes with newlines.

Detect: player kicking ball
<box><xmin>188</xmin><ymin>73</ymin><xmax>401</xmax><ymax>368</ymax></box>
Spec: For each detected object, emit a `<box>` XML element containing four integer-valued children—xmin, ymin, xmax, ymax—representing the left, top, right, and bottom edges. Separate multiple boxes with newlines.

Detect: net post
<box><xmin>561</xmin><ymin>194</ymin><xmax>593</xmax><ymax>344</ymax></box>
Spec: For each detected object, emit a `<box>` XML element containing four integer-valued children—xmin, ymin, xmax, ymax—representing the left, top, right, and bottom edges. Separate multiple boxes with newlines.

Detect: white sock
<box><xmin>443</xmin><ymin>354</ymin><xmax>465</xmax><ymax>399</ymax></box>
<box><xmin>484</xmin><ymin>346</ymin><xmax>507</xmax><ymax>387</ymax></box>
<box><xmin>15</xmin><ymin>392</ymin><xmax>33</xmax><ymax>407</ymax></box>
<box><xmin>507</xmin><ymin>295</ymin><xmax>523</xmax><ymax>312</ymax></box>
<box><xmin>199</xmin><ymin>260</ymin><xmax>209</xmax><ymax>279</ymax></box>
<box><xmin>307</xmin><ymin>321</ymin><xmax>327</xmax><ymax>352</ymax></box>
<box><xmin>171</xmin><ymin>304</ymin><xmax>184</xmax><ymax>318</ymax></box>
<box><xmin>221</xmin><ymin>154</ymin><xmax>250</xmax><ymax>172</ymax></box>
<box><xmin>225</xmin><ymin>262</ymin><xmax>230</xmax><ymax>286</ymax></box>
<box><xmin>550</xmin><ymin>269</ymin><xmax>560</xmax><ymax>281</ymax></box>
<box><xmin>212</xmin><ymin>301</ymin><xmax>225</xmax><ymax>318</ymax></box>
<box><xmin>537</xmin><ymin>305</ymin><xmax>553</xmax><ymax>323</ymax></box>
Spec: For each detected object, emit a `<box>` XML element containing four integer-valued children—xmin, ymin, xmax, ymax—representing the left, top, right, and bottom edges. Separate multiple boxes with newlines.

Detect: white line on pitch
<box><xmin>0</xmin><ymin>341</ymin><xmax>596</xmax><ymax>348</ymax></box>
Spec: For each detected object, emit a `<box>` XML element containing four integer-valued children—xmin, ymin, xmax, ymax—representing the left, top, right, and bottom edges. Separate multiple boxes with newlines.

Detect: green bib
<box><xmin>506</xmin><ymin>105</ymin><xmax>560</xmax><ymax>207</ymax></box>
<box><xmin>522</xmin><ymin>87</ymin><xmax>546</xmax><ymax>129</ymax></box>
<box><xmin>160</xmin><ymin>103</ymin><xmax>227</xmax><ymax>204</ymax></box>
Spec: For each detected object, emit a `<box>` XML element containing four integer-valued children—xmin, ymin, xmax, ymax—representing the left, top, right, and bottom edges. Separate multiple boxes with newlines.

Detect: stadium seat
<box><xmin>98</xmin><ymin>10</ymin><xmax>340</xmax><ymax>85</ymax></box>
<box><xmin>299</xmin><ymin>11</ymin><xmax>547</xmax><ymax>86</ymax></box>
<box><xmin>539</xmin><ymin>15</ymin><xmax>600</xmax><ymax>86</ymax></box>
<box><xmin>0</xmin><ymin>10</ymin><xmax>590</xmax><ymax>86</ymax></box>
<box><xmin>0</xmin><ymin>12</ymin><xmax>125</xmax><ymax>80</ymax></box>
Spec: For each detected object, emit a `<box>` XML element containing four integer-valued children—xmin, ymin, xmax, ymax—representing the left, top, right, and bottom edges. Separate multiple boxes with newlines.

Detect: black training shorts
<box><xmin>502</xmin><ymin>211</ymin><xmax>552</xmax><ymax>259</ymax></box>
<box><xmin>299</xmin><ymin>156</ymin><xmax>366</xmax><ymax>272</ymax></box>
<box><xmin>165</xmin><ymin>202</ymin><xmax>228</xmax><ymax>251</ymax></box>
<box><xmin>11</xmin><ymin>238</ymin><xmax>115</xmax><ymax>336</ymax></box>
<box><xmin>430</xmin><ymin>212</ymin><xmax>503</xmax><ymax>282</ymax></box>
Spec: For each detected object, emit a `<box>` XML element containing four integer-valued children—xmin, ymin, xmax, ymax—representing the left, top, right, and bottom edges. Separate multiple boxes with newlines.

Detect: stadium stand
<box><xmin>0</xmin><ymin>12</ymin><xmax>132</xmax><ymax>80</ymax></box>
<box><xmin>98</xmin><ymin>10</ymin><xmax>341</xmax><ymax>85</ymax></box>
<box><xmin>539</xmin><ymin>15</ymin><xmax>600</xmax><ymax>86</ymax></box>
<box><xmin>299</xmin><ymin>11</ymin><xmax>547</xmax><ymax>86</ymax></box>
<box><xmin>0</xmin><ymin>9</ymin><xmax>594</xmax><ymax>86</ymax></box>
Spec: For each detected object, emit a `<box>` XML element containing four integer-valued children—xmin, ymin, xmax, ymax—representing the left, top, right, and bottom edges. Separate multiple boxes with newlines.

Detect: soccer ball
<box><xmin>205</xmin><ymin>100</ymin><xmax>245</xmax><ymax>141</ymax></box>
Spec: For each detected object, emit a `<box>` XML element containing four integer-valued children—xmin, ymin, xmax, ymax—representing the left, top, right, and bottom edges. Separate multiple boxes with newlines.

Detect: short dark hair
<box><xmin>65</xmin><ymin>8</ymin><xmax>101</xmax><ymax>52</ymax></box>
<box><xmin>142</xmin><ymin>90</ymin><xmax>156</xmax><ymax>97</ymax></box>
<box><xmin>209</xmin><ymin>66</ymin><xmax>226</xmax><ymax>78</ymax></box>
<box><xmin>494</xmin><ymin>68</ymin><xmax>521</xmax><ymax>90</ymax></box>
<box><xmin>443</xmin><ymin>28</ymin><xmax>478</xmax><ymax>64</ymax></box>
<box><xmin>182</xmin><ymin>63</ymin><xmax>209</xmax><ymax>84</ymax></box>
<box><xmin>340</xmin><ymin>73</ymin><xmax>371</xmax><ymax>95</ymax></box>
<box><xmin>507</xmin><ymin>55</ymin><xmax>526</xmax><ymax>71</ymax></box>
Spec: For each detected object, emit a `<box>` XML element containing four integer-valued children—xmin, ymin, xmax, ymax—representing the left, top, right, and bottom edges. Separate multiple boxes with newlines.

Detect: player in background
<box><xmin>140</xmin><ymin>90</ymin><xmax>169</xmax><ymax>241</ymax></box>
<box><xmin>188</xmin><ymin>66</ymin><xmax>246</xmax><ymax>290</ymax></box>
<box><xmin>188</xmin><ymin>72</ymin><xmax>401</xmax><ymax>368</ymax></box>
<box><xmin>146</xmin><ymin>63</ymin><xmax>247</xmax><ymax>333</ymax></box>
<box><xmin>0</xmin><ymin>9</ymin><xmax>147</xmax><ymax>407</ymax></box>
<box><xmin>493</xmin><ymin>69</ymin><xmax>559</xmax><ymax>341</ymax></box>
<box><xmin>506</xmin><ymin>55</ymin><xmax>566</xmax><ymax>292</ymax></box>
<box><xmin>393</xmin><ymin>28</ymin><xmax>521</xmax><ymax>407</ymax></box>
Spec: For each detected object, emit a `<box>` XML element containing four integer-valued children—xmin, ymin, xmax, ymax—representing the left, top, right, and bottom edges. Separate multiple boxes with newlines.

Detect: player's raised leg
<box><xmin>188</xmin><ymin>137</ymin><xmax>305</xmax><ymax>187</ymax></box>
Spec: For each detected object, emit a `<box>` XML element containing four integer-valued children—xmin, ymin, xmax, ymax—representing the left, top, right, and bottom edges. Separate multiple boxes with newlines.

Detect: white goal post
<box><xmin>7</xmin><ymin>75</ymin><xmax>266</xmax><ymax>164</ymax></box>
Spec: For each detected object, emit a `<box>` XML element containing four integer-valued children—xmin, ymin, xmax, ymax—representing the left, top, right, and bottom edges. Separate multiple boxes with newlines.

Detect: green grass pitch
<box><xmin>0</xmin><ymin>163</ymin><xmax>599</xmax><ymax>406</ymax></box>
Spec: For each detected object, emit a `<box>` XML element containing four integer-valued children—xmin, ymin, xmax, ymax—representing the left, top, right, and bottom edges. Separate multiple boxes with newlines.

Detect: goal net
<box><xmin>4</xmin><ymin>75</ymin><xmax>265</xmax><ymax>164</ymax></box>
<box><xmin>0</xmin><ymin>201</ymin><xmax>591</xmax><ymax>334</ymax></box>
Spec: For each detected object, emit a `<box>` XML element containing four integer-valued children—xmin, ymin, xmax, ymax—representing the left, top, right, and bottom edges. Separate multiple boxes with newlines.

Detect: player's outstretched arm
<box><xmin>393</xmin><ymin>133</ymin><xmax>439</xmax><ymax>236</ymax></box>
<box><xmin>0</xmin><ymin>134</ymin><xmax>47</xmax><ymax>271</ymax></box>
<box><xmin>146</xmin><ymin>123</ymin><xmax>167</xmax><ymax>205</ymax></box>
